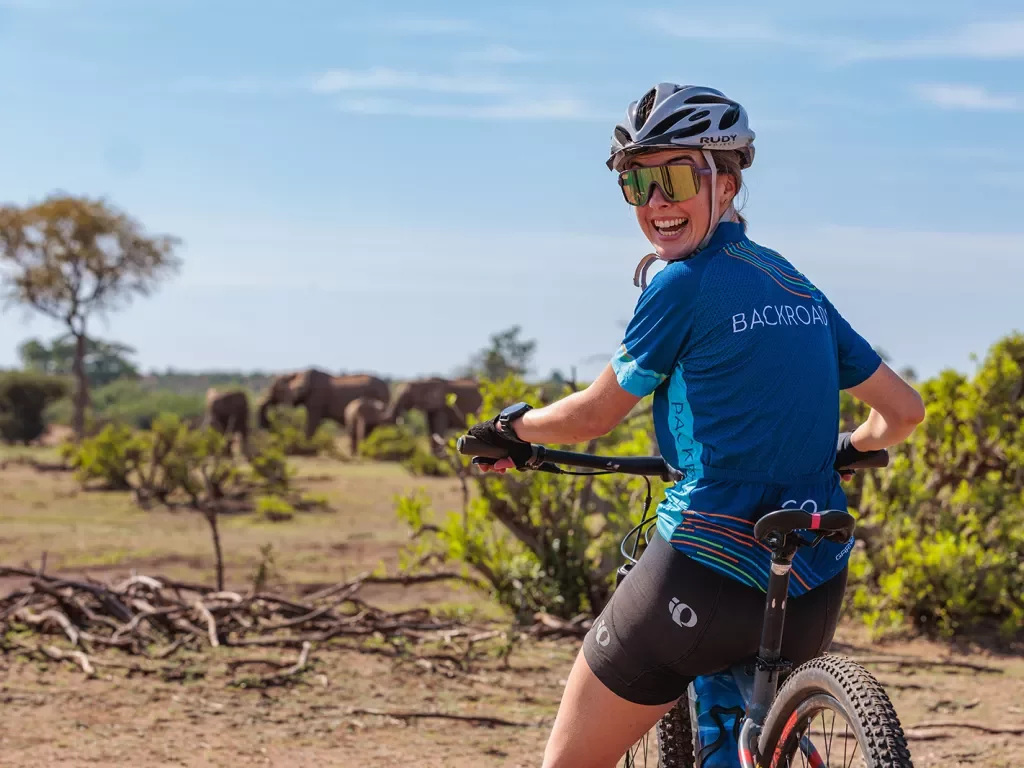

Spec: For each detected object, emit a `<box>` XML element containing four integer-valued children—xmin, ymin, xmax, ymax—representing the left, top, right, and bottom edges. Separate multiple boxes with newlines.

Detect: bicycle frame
<box><xmin>736</xmin><ymin>535</ymin><xmax>804</xmax><ymax>768</ymax></box>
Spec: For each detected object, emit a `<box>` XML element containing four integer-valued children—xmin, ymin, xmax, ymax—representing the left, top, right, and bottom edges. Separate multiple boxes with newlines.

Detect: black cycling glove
<box><xmin>466</xmin><ymin>416</ymin><xmax>533</xmax><ymax>469</ymax></box>
<box><xmin>834</xmin><ymin>432</ymin><xmax>861</xmax><ymax>472</ymax></box>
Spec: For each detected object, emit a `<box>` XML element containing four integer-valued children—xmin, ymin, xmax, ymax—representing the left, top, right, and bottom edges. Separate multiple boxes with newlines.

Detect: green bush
<box><xmin>844</xmin><ymin>332</ymin><xmax>1024</xmax><ymax>639</ymax></box>
<box><xmin>255</xmin><ymin>494</ymin><xmax>295</xmax><ymax>522</ymax></box>
<box><xmin>0</xmin><ymin>371</ymin><xmax>70</xmax><ymax>443</ymax></box>
<box><xmin>60</xmin><ymin>414</ymin><xmax>307</xmax><ymax>512</ymax></box>
<box><xmin>396</xmin><ymin>375</ymin><xmax>662</xmax><ymax>621</ymax></box>
<box><xmin>297</xmin><ymin>491</ymin><xmax>330</xmax><ymax>510</ymax></box>
<box><xmin>402</xmin><ymin>447</ymin><xmax>453</xmax><ymax>477</ymax></box>
<box><xmin>61</xmin><ymin>423</ymin><xmax>142</xmax><ymax>490</ymax></box>
<box><xmin>248</xmin><ymin>445</ymin><xmax>294</xmax><ymax>494</ymax></box>
<box><xmin>359</xmin><ymin>423</ymin><xmax>452</xmax><ymax>476</ymax></box>
<box><xmin>262</xmin><ymin>407</ymin><xmax>338</xmax><ymax>457</ymax></box>
<box><xmin>61</xmin><ymin>415</ymin><xmax>238</xmax><ymax>500</ymax></box>
<box><xmin>359</xmin><ymin>424</ymin><xmax>418</xmax><ymax>461</ymax></box>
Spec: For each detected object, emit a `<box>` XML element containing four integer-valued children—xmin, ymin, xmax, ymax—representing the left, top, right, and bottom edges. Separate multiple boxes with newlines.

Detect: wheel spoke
<box><xmin>821</xmin><ymin>710</ymin><xmax>832</xmax><ymax>763</ymax></box>
<box><xmin>623</xmin><ymin>731</ymin><xmax>650</xmax><ymax>768</ymax></box>
<box><xmin>845</xmin><ymin>722</ymin><xmax>860</xmax><ymax>768</ymax></box>
<box><xmin>786</xmin><ymin>702</ymin><xmax>871</xmax><ymax>768</ymax></box>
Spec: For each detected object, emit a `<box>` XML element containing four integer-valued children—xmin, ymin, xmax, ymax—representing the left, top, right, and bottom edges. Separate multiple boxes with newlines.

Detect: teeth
<box><xmin>654</xmin><ymin>218</ymin><xmax>687</xmax><ymax>229</ymax></box>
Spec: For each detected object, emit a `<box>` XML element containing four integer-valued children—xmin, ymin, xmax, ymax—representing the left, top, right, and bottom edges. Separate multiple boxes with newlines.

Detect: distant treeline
<box><xmin>136</xmin><ymin>372</ymin><xmax>280</xmax><ymax>398</ymax></box>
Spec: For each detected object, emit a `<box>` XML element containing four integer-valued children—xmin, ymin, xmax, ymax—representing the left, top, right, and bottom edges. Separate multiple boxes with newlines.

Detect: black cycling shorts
<box><xmin>582</xmin><ymin>533</ymin><xmax>847</xmax><ymax>706</ymax></box>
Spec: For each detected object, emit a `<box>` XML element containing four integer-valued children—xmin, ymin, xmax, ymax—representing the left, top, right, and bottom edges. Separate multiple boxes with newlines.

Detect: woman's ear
<box><xmin>718</xmin><ymin>172</ymin><xmax>738</xmax><ymax>209</ymax></box>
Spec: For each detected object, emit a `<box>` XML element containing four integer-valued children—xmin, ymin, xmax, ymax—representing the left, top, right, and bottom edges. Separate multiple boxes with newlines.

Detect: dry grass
<box><xmin>0</xmin><ymin>451</ymin><xmax>483</xmax><ymax>613</ymax></box>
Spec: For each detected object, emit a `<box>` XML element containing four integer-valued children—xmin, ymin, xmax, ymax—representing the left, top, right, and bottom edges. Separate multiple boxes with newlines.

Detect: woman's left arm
<box><xmin>511</xmin><ymin>365</ymin><xmax>642</xmax><ymax>444</ymax></box>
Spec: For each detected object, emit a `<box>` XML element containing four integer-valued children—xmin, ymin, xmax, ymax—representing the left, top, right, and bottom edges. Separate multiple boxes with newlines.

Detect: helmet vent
<box><xmin>635</xmin><ymin>88</ymin><xmax>657</xmax><ymax>129</ymax></box>
<box><xmin>614</xmin><ymin>126</ymin><xmax>632</xmax><ymax>146</ymax></box>
<box><xmin>689</xmin><ymin>109</ymin><xmax>711</xmax><ymax>122</ymax></box>
<box><xmin>668</xmin><ymin>120</ymin><xmax>712</xmax><ymax>139</ymax></box>
<box><xmin>684</xmin><ymin>94</ymin><xmax>736</xmax><ymax>106</ymax></box>
<box><xmin>719</xmin><ymin>105</ymin><xmax>740</xmax><ymax>130</ymax></box>
<box><xmin>647</xmin><ymin>108</ymin><xmax>696</xmax><ymax>138</ymax></box>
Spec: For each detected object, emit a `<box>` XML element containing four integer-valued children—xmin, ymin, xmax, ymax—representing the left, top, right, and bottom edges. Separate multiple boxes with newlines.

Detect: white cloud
<box><xmin>310</xmin><ymin>68</ymin><xmax>515</xmax><ymax>96</ymax></box>
<box><xmin>390</xmin><ymin>17</ymin><xmax>480</xmax><ymax>35</ymax></box>
<box><xmin>172</xmin><ymin>75</ymin><xmax>300</xmax><ymax>95</ymax></box>
<box><xmin>647</xmin><ymin>13</ymin><xmax>1024</xmax><ymax>64</ymax></box>
<box><xmin>338</xmin><ymin>17</ymin><xmax>482</xmax><ymax>36</ymax></box>
<box><xmin>458</xmin><ymin>45</ymin><xmax>539</xmax><ymax>64</ymax></box>
<box><xmin>337</xmin><ymin>97</ymin><xmax>609</xmax><ymax>122</ymax></box>
<box><xmin>0</xmin><ymin>0</ymin><xmax>68</xmax><ymax>8</ymax></box>
<box><xmin>914</xmin><ymin>83</ymin><xmax>1021</xmax><ymax>110</ymax></box>
<box><xmin>650</xmin><ymin>16</ymin><xmax>793</xmax><ymax>43</ymax></box>
<box><xmin>843</xmin><ymin>20</ymin><xmax>1024</xmax><ymax>61</ymax></box>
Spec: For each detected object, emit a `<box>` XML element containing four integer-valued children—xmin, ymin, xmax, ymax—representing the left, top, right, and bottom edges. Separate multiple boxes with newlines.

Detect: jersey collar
<box><xmin>702</xmin><ymin>221</ymin><xmax>746</xmax><ymax>253</ymax></box>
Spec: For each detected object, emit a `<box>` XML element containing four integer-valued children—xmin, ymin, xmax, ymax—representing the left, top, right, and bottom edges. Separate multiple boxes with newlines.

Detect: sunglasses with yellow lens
<box><xmin>618</xmin><ymin>164</ymin><xmax>712</xmax><ymax>206</ymax></box>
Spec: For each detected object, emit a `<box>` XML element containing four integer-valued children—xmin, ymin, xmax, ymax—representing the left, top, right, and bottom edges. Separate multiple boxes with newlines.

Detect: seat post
<box><xmin>747</xmin><ymin>540</ymin><xmax>797</xmax><ymax>724</ymax></box>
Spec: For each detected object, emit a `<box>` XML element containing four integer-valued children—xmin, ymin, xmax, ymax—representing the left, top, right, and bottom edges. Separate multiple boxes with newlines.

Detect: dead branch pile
<box><xmin>0</xmin><ymin>567</ymin><xmax>514</xmax><ymax>685</ymax></box>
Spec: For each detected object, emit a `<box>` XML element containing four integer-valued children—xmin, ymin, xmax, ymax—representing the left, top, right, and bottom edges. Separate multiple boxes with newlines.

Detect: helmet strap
<box><xmin>697</xmin><ymin>149</ymin><xmax>719</xmax><ymax>251</ymax></box>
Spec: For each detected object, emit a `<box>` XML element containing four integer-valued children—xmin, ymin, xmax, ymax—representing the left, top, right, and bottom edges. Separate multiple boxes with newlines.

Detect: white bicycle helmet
<box><xmin>608</xmin><ymin>84</ymin><xmax>756</xmax><ymax>282</ymax></box>
<box><xmin>607</xmin><ymin>83</ymin><xmax>755</xmax><ymax>173</ymax></box>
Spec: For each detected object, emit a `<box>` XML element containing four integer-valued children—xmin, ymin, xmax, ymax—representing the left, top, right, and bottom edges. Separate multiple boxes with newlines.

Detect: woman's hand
<box><xmin>465</xmin><ymin>415</ymin><xmax>533</xmax><ymax>470</ymax></box>
<box><xmin>477</xmin><ymin>456</ymin><xmax>516</xmax><ymax>474</ymax></box>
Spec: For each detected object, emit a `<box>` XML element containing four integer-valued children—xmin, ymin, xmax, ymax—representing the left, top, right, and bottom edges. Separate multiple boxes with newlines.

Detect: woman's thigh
<box><xmin>581</xmin><ymin>534</ymin><xmax>758</xmax><ymax>704</ymax></box>
<box><xmin>541</xmin><ymin>648</ymin><xmax>677</xmax><ymax>768</ymax></box>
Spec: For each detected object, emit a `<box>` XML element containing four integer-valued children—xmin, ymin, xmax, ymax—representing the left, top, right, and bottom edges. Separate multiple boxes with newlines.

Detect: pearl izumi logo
<box><xmin>594</xmin><ymin>618</ymin><xmax>611</xmax><ymax>647</ymax></box>
<box><xmin>668</xmin><ymin>598</ymin><xmax>698</xmax><ymax>628</ymax></box>
<box><xmin>731</xmin><ymin>304</ymin><xmax>829</xmax><ymax>333</ymax></box>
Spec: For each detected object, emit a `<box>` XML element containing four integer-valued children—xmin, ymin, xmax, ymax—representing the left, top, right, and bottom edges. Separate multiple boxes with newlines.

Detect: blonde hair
<box><xmin>712</xmin><ymin>150</ymin><xmax>748</xmax><ymax>229</ymax></box>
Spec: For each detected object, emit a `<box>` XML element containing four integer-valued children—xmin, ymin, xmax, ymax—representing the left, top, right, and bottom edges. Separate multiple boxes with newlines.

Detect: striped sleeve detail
<box><xmin>612</xmin><ymin>344</ymin><xmax>668</xmax><ymax>397</ymax></box>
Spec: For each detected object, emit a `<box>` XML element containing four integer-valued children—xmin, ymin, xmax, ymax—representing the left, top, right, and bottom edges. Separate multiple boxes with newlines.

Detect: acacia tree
<box><xmin>19</xmin><ymin>334</ymin><xmax>140</xmax><ymax>387</ymax></box>
<box><xmin>0</xmin><ymin>194</ymin><xmax>181</xmax><ymax>438</ymax></box>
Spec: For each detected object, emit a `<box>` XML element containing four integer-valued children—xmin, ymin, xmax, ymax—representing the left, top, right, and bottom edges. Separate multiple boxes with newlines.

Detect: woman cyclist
<box><xmin>465</xmin><ymin>83</ymin><xmax>925</xmax><ymax>768</ymax></box>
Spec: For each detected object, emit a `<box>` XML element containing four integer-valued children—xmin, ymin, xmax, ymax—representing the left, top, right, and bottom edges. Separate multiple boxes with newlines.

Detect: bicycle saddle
<box><xmin>753</xmin><ymin>509</ymin><xmax>855</xmax><ymax>545</ymax></box>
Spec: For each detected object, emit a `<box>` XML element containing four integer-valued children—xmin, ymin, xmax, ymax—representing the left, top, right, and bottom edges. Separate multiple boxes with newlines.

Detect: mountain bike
<box><xmin>457</xmin><ymin>435</ymin><xmax>914</xmax><ymax>768</ymax></box>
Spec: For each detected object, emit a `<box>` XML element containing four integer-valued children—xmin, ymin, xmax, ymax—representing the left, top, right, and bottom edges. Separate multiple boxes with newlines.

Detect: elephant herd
<box><xmin>202</xmin><ymin>368</ymin><xmax>484</xmax><ymax>456</ymax></box>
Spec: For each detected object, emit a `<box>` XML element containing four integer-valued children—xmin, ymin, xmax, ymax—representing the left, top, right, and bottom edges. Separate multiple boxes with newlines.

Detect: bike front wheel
<box><xmin>758</xmin><ymin>655</ymin><xmax>914</xmax><ymax>768</ymax></box>
<box><xmin>622</xmin><ymin>696</ymin><xmax>695</xmax><ymax>768</ymax></box>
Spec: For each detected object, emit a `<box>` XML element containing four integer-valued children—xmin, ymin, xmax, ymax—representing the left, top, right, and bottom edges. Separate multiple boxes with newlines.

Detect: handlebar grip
<box><xmin>839</xmin><ymin>448</ymin><xmax>890</xmax><ymax>471</ymax></box>
<box><xmin>456</xmin><ymin>435</ymin><xmax>512</xmax><ymax>460</ymax></box>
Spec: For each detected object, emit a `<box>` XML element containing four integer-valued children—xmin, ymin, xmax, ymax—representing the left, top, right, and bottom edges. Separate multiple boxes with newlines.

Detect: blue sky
<box><xmin>1</xmin><ymin>0</ymin><xmax>1022</xmax><ymax>381</ymax></box>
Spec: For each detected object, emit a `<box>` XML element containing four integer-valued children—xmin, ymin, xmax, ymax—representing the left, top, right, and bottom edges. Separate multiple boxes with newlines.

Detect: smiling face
<box><xmin>628</xmin><ymin>149</ymin><xmax>738</xmax><ymax>261</ymax></box>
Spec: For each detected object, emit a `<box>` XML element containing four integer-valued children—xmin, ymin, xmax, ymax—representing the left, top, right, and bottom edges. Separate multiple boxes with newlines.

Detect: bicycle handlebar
<box><xmin>456</xmin><ymin>435</ymin><xmax>681</xmax><ymax>480</ymax></box>
<box><xmin>456</xmin><ymin>435</ymin><xmax>889</xmax><ymax>477</ymax></box>
<box><xmin>837</xmin><ymin>448</ymin><xmax>890</xmax><ymax>470</ymax></box>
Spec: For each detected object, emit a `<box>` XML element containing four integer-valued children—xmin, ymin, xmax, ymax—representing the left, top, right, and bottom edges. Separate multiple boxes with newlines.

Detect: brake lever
<box><xmin>533</xmin><ymin>462</ymin><xmax>564</xmax><ymax>474</ymax></box>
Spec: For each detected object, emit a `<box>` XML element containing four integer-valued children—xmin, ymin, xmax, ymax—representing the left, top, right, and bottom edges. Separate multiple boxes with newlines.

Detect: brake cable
<box><xmin>532</xmin><ymin>461</ymin><xmax>659</xmax><ymax>565</ymax></box>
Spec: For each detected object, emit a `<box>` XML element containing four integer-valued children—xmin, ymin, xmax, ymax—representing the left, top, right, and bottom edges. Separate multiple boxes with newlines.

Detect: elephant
<box><xmin>383</xmin><ymin>377</ymin><xmax>483</xmax><ymax>435</ymax></box>
<box><xmin>343</xmin><ymin>396</ymin><xmax>392</xmax><ymax>455</ymax></box>
<box><xmin>202</xmin><ymin>388</ymin><xmax>251</xmax><ymax>455</ymax></box>
<box><xmin>257</xmin><ymin>368</ymin><xmax>390</xmax><ymax>439</ymax></box>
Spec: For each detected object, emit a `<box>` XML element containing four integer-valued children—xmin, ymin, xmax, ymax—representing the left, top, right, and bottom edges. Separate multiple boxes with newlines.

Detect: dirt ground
<box><xmin>2</xmin><ymin>450</ymin><xmax>1022</xmax><ymax>767</ymax></box>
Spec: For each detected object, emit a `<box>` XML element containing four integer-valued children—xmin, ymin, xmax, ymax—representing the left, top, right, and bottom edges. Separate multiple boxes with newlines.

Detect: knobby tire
<box><xmin>622</xmin><ymin>696</ymin><xmax>695</xmax><ymax>767</ymax></box>
<box><xmin>759</xmin><ymin>654</ymin><xmax>914</xmax><ymax>767</ymax></box>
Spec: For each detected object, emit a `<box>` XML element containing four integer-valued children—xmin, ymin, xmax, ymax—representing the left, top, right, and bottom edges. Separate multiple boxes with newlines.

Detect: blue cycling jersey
<box><xmin>611</xmin><ymin>222</ymin><xmax>881</xmax><ymax>595</ymax></box>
